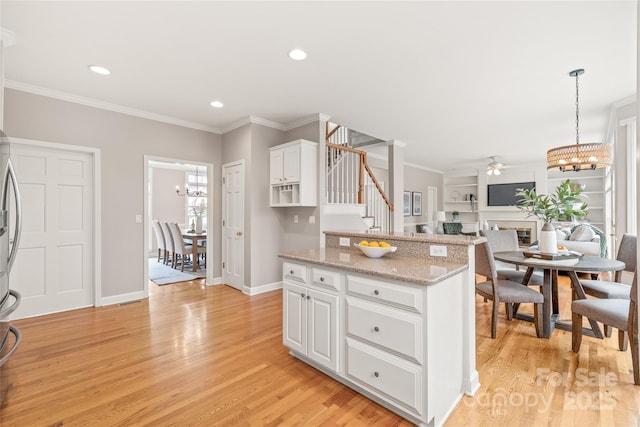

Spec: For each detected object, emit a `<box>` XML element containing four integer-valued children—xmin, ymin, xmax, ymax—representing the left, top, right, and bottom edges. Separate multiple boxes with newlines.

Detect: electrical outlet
<box><xmin>293</xmin><ymin>215</ymin><xmax>298</xmax><ymax>223</ymax></box>
<box><xmin>430</xmin><ymin>245</ymin><xmax>447</xmax><ymax>257</ymax></box>
<box><xmin>339</xmin><ymin>237</ymin><xmax>350</xmax><ymax>247</ymax></box>
<box><xmin>309</xmin><ymin>215</ymin><xmax>315</xmax><ymax>224</ymax></box>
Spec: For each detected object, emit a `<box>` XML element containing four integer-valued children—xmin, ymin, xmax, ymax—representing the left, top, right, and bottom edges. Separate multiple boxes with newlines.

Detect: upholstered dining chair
<box><xmin>580</xmin><ymin>234</ymin><xmax>636</xmax><ymax>300</ymax></box>
<box><xmin>475</xmin><ymin>240</ymin><xmax>544</xmax><ymax>338</ymax></box>
<box><xmin>151</xmin><ymin>220</ymin><xmax>166</xmax><ymax>264</ymax></box>
<box><xmin>480</xmin><ymin>229</ymin><xmax>543</xmax><ymax>286</ymax></box>
<box><xmin>571</xmin><ymin>275</ymin><xmax>639</xmax><ymax>385</ymax></box>
<box><xmin>160</xmin><ymin>221</ymin><xmax>175</xmax><ymax>268</ymax></box>
<box><xmin>169</xmin><ymin>222</ymin><xmax>205</xmax><ymax>272</ymax></box>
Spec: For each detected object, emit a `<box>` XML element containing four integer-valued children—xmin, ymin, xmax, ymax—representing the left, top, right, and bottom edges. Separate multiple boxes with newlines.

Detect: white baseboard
<box><xmin>99</xmin><ymin>291</ymin><xmax>147</xmax><ymax>307</ymax></box>
<box><xmin>244</xmin><ymin>281</ymin><xmax>283</xmax><ymax>296</ymax></box>
<box><xmin>206</xmin><ymin>276</ymin><xmax>223</xmax><ymax>286</ymax></box>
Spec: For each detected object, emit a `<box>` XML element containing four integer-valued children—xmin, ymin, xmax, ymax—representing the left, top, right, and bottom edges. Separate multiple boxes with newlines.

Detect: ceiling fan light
<box><xmin>494</xmin><ymin>169</ymin><xmax>501</xmax><ymax>176</ymax></box>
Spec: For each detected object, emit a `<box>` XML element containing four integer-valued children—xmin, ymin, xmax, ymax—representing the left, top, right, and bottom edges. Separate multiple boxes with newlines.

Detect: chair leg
<box><xmin>491</xmin><ymin>299</ymin><xmax>499</xmax><ymax>339</ymax></box>
<box><xmin>181</xmin><ymin>255</ymin><xmax>185</xmax><ymax>272</ymax></box>
<box><xmin>572</xmin><ymin>311</ymin><xmax>583</xmax><ymax>352</ymax></box>
<box><xmin>604</xmin><ymin>324</ymin><xmax>612</xmax><ymax>337</ymax></box>
<box><xmin>629</xmin><ymin>301</ymin><xmax>639</xmax><ymax>385</ymax></box>
<box><xmin>618</xmin><ymin>330</ymin><xmax>628</xmax><ymax>352</ymax></box>
<box><xmin>505</xmin><ymin>303</ymin><xmax>513</xmax><ymax>320</ymax></box>
<box><xmin>157</xmin><ymin>248</ymin><xmax>161</xmax><ymax>263</ymax></box>
<box><xmin>533</xmin><ymin>303</ymin><xmax>542</xmax><ymax>338</ymax></box>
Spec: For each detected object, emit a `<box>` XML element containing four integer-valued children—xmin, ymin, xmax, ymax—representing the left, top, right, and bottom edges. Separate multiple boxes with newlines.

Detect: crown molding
<box><xmin>4</xmin><ymin>80</ymin><xmax>221</xmax><ymax>134</ymax></box>
<box><xmin>249</xmin><ymin>115</ymin><xmax>286</xmax><ymax>130</ymax></box>
<box><xmin>365</xmin><ymin>151</ymin><xmax>443</xmax><ymax>174</ymax></box>
<box><xmin>0</xmin><ymin>29</ymin><xmax>16</xmax><ymax>47</ymax></box>
<box><xmin>385</xmin><ymin>139</ymin><xmax>407</xmax><ymax>148</ymax></box>
<box><xmin>283</xmin><ymin>113</ymin><xmax>331</xmax><ymax>131</ymax></box>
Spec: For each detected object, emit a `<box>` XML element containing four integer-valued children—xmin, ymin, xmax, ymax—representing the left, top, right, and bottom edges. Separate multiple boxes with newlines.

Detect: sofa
<box><xmin>553</xmin><ymin>223</ymin><xmax>607</xmax><ymax>257</ymax></box>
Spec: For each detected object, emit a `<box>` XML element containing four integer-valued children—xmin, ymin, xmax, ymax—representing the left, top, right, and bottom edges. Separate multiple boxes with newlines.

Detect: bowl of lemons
<box><xmin>355</xmin><ymin>240</ymin><xmax>397</xmax><ymax>258</ymax></box>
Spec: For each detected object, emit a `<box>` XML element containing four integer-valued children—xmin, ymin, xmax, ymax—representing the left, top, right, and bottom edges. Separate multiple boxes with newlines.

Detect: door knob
<box><xmin>236</xmin><ymin>231</ymin><xmax>243</xmax><ymax>236</ymax></box>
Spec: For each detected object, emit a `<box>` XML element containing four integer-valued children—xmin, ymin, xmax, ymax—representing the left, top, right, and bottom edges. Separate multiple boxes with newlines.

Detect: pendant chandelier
<box><xmin>176</xmin><ymin>166</ymin><xmax>207</xmax><ymax>197</ymax></box>
<box><xmin>546</xmin><ymin>69</ymin><xmax>612</xmax><ymax>172</ymax></box>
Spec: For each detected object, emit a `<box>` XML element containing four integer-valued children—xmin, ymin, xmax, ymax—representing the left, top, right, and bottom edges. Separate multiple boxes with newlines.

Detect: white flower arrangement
<box><xmin>190</xmin><ymin>198</ymin><xmax>206</xmax><ymax>218</ymax></box>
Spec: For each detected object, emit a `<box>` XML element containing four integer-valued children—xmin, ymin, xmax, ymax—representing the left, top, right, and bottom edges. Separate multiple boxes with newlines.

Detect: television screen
<box><xmin>487</xmin><ymin>182</ymin><xmax>535</xmax><ymax>207</ymax></box>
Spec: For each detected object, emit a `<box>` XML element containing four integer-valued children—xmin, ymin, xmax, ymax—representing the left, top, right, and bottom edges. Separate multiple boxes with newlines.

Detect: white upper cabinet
<box><xmin>269</xmin><ymin>139</ymin><xmax>318</xmax><ymax>207</ymax></box>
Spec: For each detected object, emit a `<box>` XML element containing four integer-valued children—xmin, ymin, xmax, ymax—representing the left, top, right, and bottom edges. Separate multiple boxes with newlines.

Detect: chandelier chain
<box><xmin>575</xmin><ymin>71</ymin><xmax>580</xmax><ymax>145</ymax></box>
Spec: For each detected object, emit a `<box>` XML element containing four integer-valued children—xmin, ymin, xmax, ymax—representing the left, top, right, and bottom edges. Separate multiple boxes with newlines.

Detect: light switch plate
<box><xmin>309</xmin><ymin>215</ymin><xmax>315</xmax><ymax>224</ymax></box>
<box><xmin>430</xmin><ymin>245</ymin><xmax>447</xmax><ymax>257</ymax></box>
<box><xmin>293</xmin><ymin>215</ymin><xmax>298</xmax><ymax>223</ymax></box>
<box><xmin>135</xmin><ymin>214</ymin><xmax>142</xmax><ymax>224</ymax></box>
<box><xmin>339</xmin><ymin>237</ymin><xmax>350</xmax><ymax>247</ymax></box>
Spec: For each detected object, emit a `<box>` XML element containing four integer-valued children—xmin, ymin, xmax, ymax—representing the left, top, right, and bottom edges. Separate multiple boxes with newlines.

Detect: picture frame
<box><xmin>412</xmin><ymin>192</ymin><xmax>422</xmax><ymax>216</ymax></box>
<box><xmin>403</xmin><ymin>191</ymin><xmax>411</xmax><ymax>216</ymax></box>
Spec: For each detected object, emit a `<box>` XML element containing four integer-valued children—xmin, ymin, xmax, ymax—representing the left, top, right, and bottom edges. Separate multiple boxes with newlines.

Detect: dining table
<box><xmin>493</xmin><ymin>251</ymin><xmax>625</xmax><ymax>339</ymax></box>
<box><xmin>182</xmin><ymin>231</ymin><xmax>207</xmax><ymax>272</ymax></box>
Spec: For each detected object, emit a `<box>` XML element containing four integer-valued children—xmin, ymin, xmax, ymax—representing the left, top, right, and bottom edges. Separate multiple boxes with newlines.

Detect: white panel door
<box><xmin>10</xmin><ymin>144</ymin><xmax>94</xmax><ymax>318</ymax></box>
<box><xmin>222</xmin><ymin>162</ymin><xmax>244</xmax><ymax>291</ymax></box>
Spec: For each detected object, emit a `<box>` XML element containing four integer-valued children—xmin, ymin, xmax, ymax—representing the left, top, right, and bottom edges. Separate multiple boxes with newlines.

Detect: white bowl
<box><xmin>355</xmin><ymin>243</ymin><xmax>397</xmax><ymax>258</ymax></box>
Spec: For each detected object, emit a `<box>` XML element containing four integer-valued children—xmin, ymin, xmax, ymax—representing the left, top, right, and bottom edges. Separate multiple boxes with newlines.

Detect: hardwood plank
<box><xmin>1</xmin><ymin>276</ymin><xmax>639</xmax><ymax>426</ymax></box>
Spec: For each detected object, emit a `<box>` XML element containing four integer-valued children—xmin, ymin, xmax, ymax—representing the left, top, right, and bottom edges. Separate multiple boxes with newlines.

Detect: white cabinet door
<box><xmin>270</xmin><ymin>150</ymin><xmax>284</xmax><ymax>185</ymax></box>
<box><xmin>307</xmin><ymin>288</ymin><xmax>339</xmax><ymax>372</ymax></box>
<box><xmin>283</xmin><ymin>282</ymin><xmax>307</xmax><ymax>354</ymax></box>
<box><xmin>282</xmin><ymin>145</ymin><xmax>300</xmax><ymax>183</ymax></box>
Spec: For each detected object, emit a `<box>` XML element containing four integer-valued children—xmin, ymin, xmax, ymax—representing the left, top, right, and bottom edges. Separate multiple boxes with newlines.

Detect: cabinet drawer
<box><xmin>346</xmin><ymin>275</ymin><xmax>423</xmax><ymax>313</ymax></box>
<box><xmin>283</xmin><ymin>262</ymin><xmax>307</xmax><ymax>284</ymax></box>
<box><xmin>346</xmin><ymin>338</ymin><xmax>423</xmax><ymax>416</ymax></box>
<box><xmin>346</xmin><ymin>298</ymin><xmax>422</xmax><ymax>364</ymax></box>
<box><xmin>311</xmin><ymin>267</ymin><xmax>341</xmax><ymax>292</ymax></box>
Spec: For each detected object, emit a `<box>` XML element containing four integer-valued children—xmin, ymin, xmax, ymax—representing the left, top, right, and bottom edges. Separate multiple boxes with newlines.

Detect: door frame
<box><xmin>9</xmin><ymin>137</ymin><xmax>102</xmax><ymax>306</ymax></box>
<box><xmin>221</xmin><ymin>159</ymin><xmax>245</xmax><ymax>291</ymax></box>
<box><xmin>143</xmin><ymin>155</ymin><xmax>214</xmax><ymax>296</ymax></box>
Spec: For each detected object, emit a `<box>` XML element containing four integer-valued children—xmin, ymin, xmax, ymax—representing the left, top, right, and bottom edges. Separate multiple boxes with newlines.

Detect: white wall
<box><xmin>150</xmin><ymin>167</ymin><xmax>185</xmax><ymax>253</ymax></box>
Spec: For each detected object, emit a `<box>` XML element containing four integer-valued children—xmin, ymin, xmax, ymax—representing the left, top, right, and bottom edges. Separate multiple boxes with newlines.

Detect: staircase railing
<box><xmin>325</xmin><ymin>123</ymin><xmax>393</xmax><ymax>231</ymax></box>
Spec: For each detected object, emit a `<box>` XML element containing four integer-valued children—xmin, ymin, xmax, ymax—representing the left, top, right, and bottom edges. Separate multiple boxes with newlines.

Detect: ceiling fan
<box><xmin>486</xmin><ymin>156</ymin><xmax>505</xmax><ymax>175</ymax></box>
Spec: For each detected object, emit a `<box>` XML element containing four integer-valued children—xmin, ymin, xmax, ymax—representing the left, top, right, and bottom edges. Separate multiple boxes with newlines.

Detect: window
<box><xmin>185</xmin><ymin>169</ymin><xmax>207</xmax><ymax>231</ymax></box>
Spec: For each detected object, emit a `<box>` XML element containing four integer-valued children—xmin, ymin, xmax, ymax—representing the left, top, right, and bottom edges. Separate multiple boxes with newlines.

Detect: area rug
<box><xmin>148</xmin><ymin>258</ymin><xmax>206</xmax><ymax>285</ymax></box>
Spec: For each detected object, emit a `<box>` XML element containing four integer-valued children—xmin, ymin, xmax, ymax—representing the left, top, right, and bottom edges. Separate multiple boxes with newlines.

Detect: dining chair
<box><xmin>571</xmin><ymin>275</ymin><xmax>639</xmax><ymax>385</ymax></box>
<box><xmin>151</xmin><ymin>220</ymin><xmax>166</xmax><ymax>264</ymax></box>
<box><xmin>475</xmin><ymin>240</ymin><xmax>544</xmax><ymax>338</ymax></box>
<box><xmin>160</xmin><ymin>221</ymin><xmax>175</xmax><ymax>268</ymax></box>
<box><xmin>580</xmin><ymin>234</ymin><xmax>636</xmax><ymax>300</ymax></box>
<box><xmin>480</xmin><ymin>229</ymin><xmax>543</xmax><ymax>287</ymax></box>
<box><xmin>169</xmin><ymin>222</ymin><xmax>205</xmax><ymax>272</ymax></box>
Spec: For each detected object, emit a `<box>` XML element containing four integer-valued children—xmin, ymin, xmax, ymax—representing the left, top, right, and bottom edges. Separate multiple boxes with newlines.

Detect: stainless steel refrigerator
<box><xmin>0</xmin><ymin>130</ymin><xmax>22</xmax><ymax>409</ymax></box>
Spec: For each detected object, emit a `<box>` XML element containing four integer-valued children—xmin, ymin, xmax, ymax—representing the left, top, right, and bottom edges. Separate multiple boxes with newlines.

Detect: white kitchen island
<box><xmin>279</xmin><ymin>231</ymin><xmax>483</xmax><ymax>427</ymax></box>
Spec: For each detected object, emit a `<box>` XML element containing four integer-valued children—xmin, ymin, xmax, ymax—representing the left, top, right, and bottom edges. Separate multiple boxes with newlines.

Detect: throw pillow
<box><xmin>420</xmin><ymin>225</ymin><xmax>433</xmax><ymax>234</ymax></box>
<box><xmin>569</xmin><ymin>225</ymin><xmax>595</xmax><ymax>242</ymax></box>
<box><xmin>555</xmin><ymin>229</ymin><xmax>569</xmax><ymax>241</ymax></box>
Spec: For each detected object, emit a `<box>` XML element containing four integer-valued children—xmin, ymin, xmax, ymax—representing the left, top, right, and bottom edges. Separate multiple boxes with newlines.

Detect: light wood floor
<box><xmin>1</xmin><ymin>277</ymin><xmax>639</xmax><ymax>426</ymax></box>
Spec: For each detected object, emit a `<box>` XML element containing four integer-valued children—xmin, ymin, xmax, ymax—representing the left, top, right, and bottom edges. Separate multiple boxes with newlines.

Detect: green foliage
<box><xmin>515</xmin><ymin>179</ymin><xmax>588</xmax><ymax>223</ymax></box>
<box><xmin>452</xmin><ymin>211</ymin><xmax>460</xmax><ymax>216</ymax></box>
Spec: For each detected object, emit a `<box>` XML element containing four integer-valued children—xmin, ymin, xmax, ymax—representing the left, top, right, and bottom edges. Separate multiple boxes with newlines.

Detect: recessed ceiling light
<box><xmin>288</xmin><ymin>49</ymin><xmax>307</xmax><ymax>61</ymax></box>
<box><xmin>89</xmin><ymin>65</ymin><xmax>110</xmax><ymax>75</ymax></box>
<box><xmin>210</xmin><ymin>101</ymin><xmax>224</xmax><ymax>108</ymax></box>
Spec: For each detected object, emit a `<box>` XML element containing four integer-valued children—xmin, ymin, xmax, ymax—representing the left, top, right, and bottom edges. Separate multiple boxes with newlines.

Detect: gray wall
<box><xmin>150</xmin><ymin>167</ymin><xmax>185</xmax><ymax>252</ymax></box>
<box><xmin>281</xmin><ymin>120</ymin><xmax>323</xmax><ymax>251</ymax></box>
<box><xmin>4</xmin><ymin>89</ymin><xmax>222</xmax><ymax>298</ymax></box>
<box><xmin>403</xmin><ymin>165</ymin><xmax>443</xmax><ymax>229</ymax></box>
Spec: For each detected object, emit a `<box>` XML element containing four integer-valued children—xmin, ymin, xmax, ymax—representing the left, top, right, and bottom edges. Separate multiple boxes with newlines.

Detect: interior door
<box><xmin>222</xmin><ymin>161</ymin><xmax>244</xmax><ymax>291</ymax></box>
<box><xmin>10</xmin><ymin>143</ymin><xmax>94</xmax><ymax>318</ymax></box>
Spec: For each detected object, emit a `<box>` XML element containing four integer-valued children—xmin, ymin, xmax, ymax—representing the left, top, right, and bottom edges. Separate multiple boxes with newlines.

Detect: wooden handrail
<box><xmin>326</xmin><ymin>123</ymin><xmax>341</xmax><ymax>141</ymax></box>
<box><xmin>325</xmin><ymin>142</ymin><xmax>394</xmax><ymax>211</ymax></box>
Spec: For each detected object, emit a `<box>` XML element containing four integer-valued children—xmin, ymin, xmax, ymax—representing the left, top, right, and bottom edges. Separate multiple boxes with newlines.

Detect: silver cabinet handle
<box><xmin>2</xmin><ymin>159</ymin><xmax>21</xmax><ymax>273</ymax></box>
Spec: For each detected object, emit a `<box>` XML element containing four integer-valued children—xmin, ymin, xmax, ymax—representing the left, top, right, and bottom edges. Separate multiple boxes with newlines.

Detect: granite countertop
<box><xmin>323</xmin><ymin>230</ymin><xmax>485</xmax><ymax>246</ymax></box>
<box><xmin>278</xmin><ymin>247</ymin><xmax>468</xmax><ymax>286</ymax></box>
